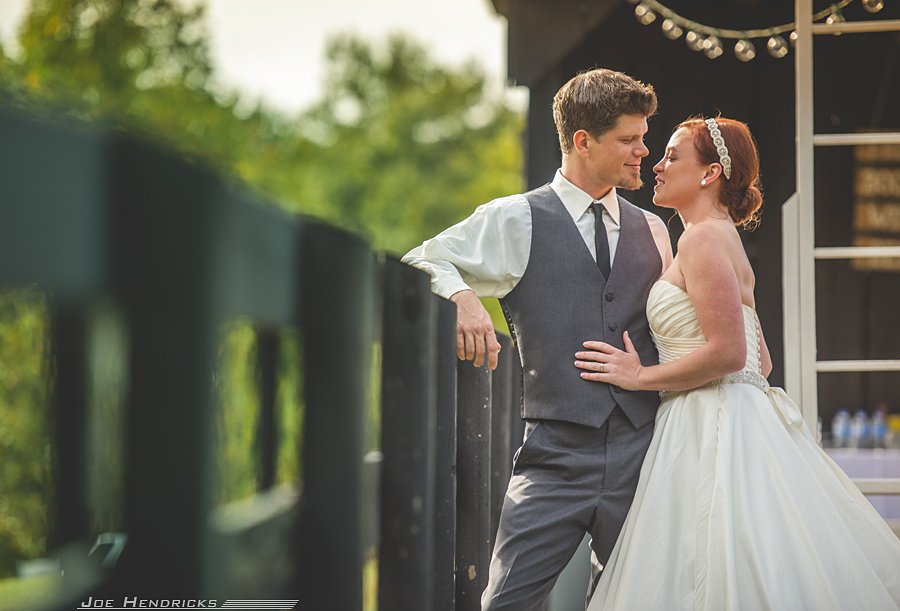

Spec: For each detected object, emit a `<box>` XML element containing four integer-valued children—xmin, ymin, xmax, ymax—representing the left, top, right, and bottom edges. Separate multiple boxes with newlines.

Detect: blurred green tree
<box><xmin>284</xmin><ymin>34</ymin><xmax>524</xmax><ymax>253</ymax></box>
<box><xmin>16</xmin><ymin>0</ymin><xmax>211</xmax><ymax>114</ymax></box>
<box><xmin>8</xmin><ymin>3</ymin><xmax>525</xmax><ymax>254</ymax></box>
<box><xmin>0</xmin><ymin>292</ymin><xmax>52</xmax><ymax>578</ymax></box>
<box><xmin>8</xmin><ymin>0</ymin><xmax>273</xmax><ymax>176</ymax></box>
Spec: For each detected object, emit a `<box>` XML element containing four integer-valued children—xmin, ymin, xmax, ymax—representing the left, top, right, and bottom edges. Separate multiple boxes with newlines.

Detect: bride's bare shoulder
<box><xmin>676</xmin><ymin>220</ymin><xmax>738</xmax><ymax>255</ymax></box>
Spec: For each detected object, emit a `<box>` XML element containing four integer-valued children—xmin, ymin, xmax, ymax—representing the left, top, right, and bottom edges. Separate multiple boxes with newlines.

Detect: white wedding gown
<box><xmin>589</xmin><ymin>280</ymin><xmax>900</xmax><ymax>610</ymax></box>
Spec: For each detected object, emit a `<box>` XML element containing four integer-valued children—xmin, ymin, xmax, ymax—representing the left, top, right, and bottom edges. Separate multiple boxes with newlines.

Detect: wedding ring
<box><xmin>599</xmin><ymin>363</ymin><xmax>605</xmax><ymax>373</ymax></box>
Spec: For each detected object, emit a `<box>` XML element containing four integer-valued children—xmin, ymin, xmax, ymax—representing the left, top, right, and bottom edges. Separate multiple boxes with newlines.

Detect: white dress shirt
<box><xmin>402</xmin><ymin>170</ymin><xmax>674</xmax><ymax>299</ymax></box>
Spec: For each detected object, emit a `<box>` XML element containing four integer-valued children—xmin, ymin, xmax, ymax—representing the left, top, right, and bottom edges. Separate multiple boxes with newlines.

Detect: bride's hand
<box><xmin>575</xmin><ymin>331</ymin><xmax>646</xmax><ymax>391</ymax></box>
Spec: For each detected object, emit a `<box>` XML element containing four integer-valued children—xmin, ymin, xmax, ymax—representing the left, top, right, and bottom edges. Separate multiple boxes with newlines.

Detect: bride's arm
<box><xmin>576</xmin><ymin>224</ymin><xmax>747</xmax><ymax>392</ymax></box>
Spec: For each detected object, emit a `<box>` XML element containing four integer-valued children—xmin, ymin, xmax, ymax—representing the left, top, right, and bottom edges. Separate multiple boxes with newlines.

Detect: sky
<box><xmin>0</xmin><ymin>0</ymin><xmax>519</xmax><ymax>114</ymax></box>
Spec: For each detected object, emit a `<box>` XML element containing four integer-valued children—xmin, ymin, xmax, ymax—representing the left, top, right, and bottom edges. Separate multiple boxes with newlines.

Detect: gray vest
<box><xmin>500</xmin><ymin>184</ymin><xmax>662</xmax><ymax>429</ymax></box>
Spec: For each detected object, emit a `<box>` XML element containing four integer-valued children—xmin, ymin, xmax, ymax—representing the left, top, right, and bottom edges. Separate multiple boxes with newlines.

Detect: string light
<box><xmin>684</xmin><ymin>30</ymin><xmax>703</xmax><ymax>51</ymax></box>
<box><xmin>629</xmin><ymin>0</ymin><xmax>886</xmax><ymax>61</ymax></box>
<box><xmin>734</xmin><ymin>39</ymin><xmax>756</xmax><ymax>62</ymax></box>
<box><xmin>661</xmin><ymin>18</ymin><xmax>683</xmax><ymax>39</ymax></box>
<box><xmin>863</xmin><ymin>0</ymin><xmax>885</xmax><ymax>12</ymax></box>
<box><xmin>767</xmin><ymin>35</ymin><xmax>789</xmax><ymax>58</ymax></box>
<box><xmin>703</xmin><ymin>35</ymin><xmax>724</xmax><ymax>59</ymax></box>
<box><xmin>826</xmin><ymin>8</ymin><xmax>847</xmax><ymax>24</ymax></box>
<box><xmin>634</xmin><ymin>4</ymin><xmax>657</xmax><ymax>25</ymax></box>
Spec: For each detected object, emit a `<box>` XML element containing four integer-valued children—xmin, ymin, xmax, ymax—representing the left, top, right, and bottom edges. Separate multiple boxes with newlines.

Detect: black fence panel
<box><xmin>0</xmin><ymin>109</ymin><xmax>531</xmax><ymax>611</ymax></box>
<box><xmin>434</xmin><ymin>297</ymin><xmax>459</xmax><ymax>611</ymax></box>
<box><xmin>48</xmin><ymin>307</ymin><xmax>92</xmax><ymax>552</ymax></box>
<box><xmin>489</xmin><ymin>334</ymin><xmax>514</xmax><ymax>551</ymax></box>
<box><xmin>111</xmin><ymin>135</ymin><xmax>225</xmax><ymax>596</ymax></box>
<box><xmin>455</xmin><ymin>360</ymin><xmax>492</xmax><ymax>608</ymax></box>
<box><xmin>0</xmin><ymin>109</ymin><xmax>112</xmax><ymax>299</ymax></box>
<box><xmin>378</xmin><ymin>258</ymin><xmax>438</xmax><ymax>610</ymax></box>
<box><xmin>255</xmin><ymin>328</ymin><xmax>280</xmax><ymax>492</ymax></box>
<box><xmin>297</xmin><ymin>222</ymin><xmax>376</xmax><ymax>610</ymax></box>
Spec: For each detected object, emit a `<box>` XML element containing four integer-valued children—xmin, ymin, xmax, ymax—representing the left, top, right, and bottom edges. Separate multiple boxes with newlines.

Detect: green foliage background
<box><xmin>0</xmin><ymin>291</ymin><xmax>52</xmax><ymax>578</ymax></box>
<box><xmin>0</xmin><ymin>0</ymin><xmax>523</xmax><ymax>579</ymax></box>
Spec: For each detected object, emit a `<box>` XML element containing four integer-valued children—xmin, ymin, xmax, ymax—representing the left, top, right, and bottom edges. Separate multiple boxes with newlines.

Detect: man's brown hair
<box><xmin>552</xmin><ymin>68</ymin><xmax>658</xmax><ymax>155</ymax></box>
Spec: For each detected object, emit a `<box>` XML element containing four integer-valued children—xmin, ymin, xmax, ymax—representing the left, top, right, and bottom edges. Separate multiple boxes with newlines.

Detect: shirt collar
<box><xmin>549</xmin><ymin>169</ymin><xmax>620</xmax><ymax>226</ymax></box>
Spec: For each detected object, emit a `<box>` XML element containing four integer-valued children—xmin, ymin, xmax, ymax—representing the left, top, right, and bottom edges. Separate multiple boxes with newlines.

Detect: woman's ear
<box><xmin>703</xmin><ymin>163</ymin><xmax>724</xmax><ymax>185</ymax></box>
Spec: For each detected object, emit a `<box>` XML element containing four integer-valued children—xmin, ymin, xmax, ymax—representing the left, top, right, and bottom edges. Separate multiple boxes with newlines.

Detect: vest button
<box><xmin>605</xmin><ymin>293</ymin><xmax>614</xmax><ymax>302</ymax></box>
<box><xmin>607</xmin><ymin>322</ymin><xmax>616</xmax><ymax>331</ymax></box>
<box><xmin>613</xmin><ymin>386</ymin><xmax>622</xmax><ymax>393</ymax></box>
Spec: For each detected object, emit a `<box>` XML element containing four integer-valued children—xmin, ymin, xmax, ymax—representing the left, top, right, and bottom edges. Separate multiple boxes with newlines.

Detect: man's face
<box><xmin>584</xmin><ymin>114</ymin><xmax>650</xmax><ymax>191</ymax></box>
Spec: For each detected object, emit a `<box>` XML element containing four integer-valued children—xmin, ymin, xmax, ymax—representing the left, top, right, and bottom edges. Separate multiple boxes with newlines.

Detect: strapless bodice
<box><xmin>647</xmin><ymin>280</ymin><xmax>760</xmax><ymax>374</ymax></box>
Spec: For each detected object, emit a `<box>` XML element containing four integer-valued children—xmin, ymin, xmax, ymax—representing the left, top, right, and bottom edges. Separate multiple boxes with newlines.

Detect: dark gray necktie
<box><xmin>591</xmin><ymin>201</ymin><xmax>611</xmax><ymax>278</ymax></box>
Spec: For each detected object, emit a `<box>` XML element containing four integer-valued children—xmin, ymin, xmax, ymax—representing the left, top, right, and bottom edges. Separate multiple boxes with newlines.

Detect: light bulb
<box><xmin>685</xmin><ymin>31</ymin><xmax>705</xmax><ymax>52</ymax></box>
<box><xmin>635</xmin><ymin>5</ymin><xmax>657</xmax><ymax>26</ymax></box>
<box><xmin>661</xmin><ymin>18</ymin><xmax>683</xmax><ymax>40</ymax></box>
<box><xmin>826</xmin><ymin>9</ymin><xmax>845</xmax><ymax>35</ymax></box>
<box><xmin>734</xmin><ymin>39</ymin><xmax>756</xmax><ymax>62</ymax></box>
<box><xmin>789</xmin><ymin>31</ymin><xmax>798</xmax><ymax>47</ymax></box>
<box><xmin>703</xmin><ymin>36</ymin><xmax>724</xmax><ymax>59</ymax></box>
<box><xmin>862</xmin><ymin>0</ymin><xmax>884</xmax><ymax>12</ymax></box>
<box><xmin>767</xmin><ymin>35</ymin><xmax>789</xmax><ymax>58</ymax></box>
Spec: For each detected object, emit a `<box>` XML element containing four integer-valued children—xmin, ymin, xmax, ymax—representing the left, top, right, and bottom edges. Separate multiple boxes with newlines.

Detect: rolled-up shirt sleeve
<box><xmin>401</xmin><ymin>194</ymin><xmax>532</xmax><ymax>300</ymax></box>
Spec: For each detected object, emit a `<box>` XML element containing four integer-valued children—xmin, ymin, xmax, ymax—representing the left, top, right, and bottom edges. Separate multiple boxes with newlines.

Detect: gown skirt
<box><xmin>588</xmin><ymin>281</ymin><xmax>900</xmax><ymax>610</ymax></box>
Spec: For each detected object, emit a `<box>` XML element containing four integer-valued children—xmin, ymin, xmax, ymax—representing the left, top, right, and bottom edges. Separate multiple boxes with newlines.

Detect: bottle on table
<box><xmin>871</xmin><ymin>409</ymin><xmax>887</xmax><ymax>450</ymax></box>
<box><xmin>831</xmin><ymin>409</ymin><xmax>850</xmax><ymax>448</ymax></box>
<box><xmin>849</xmin><ymin>410</ymin><xmax>870</xmax><ymax>449</ymax></box>
<box><xmin>886</xmin><ymin>414</ymin><xmax>900</xmax><ymax>450</ymax></box>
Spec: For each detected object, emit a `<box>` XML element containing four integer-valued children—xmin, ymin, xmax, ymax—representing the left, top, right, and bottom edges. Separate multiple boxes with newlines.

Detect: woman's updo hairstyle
<box><xmin>678</xmin><ymin>116</ymin><xmax>763</xmax><ymax>230</ymax></box>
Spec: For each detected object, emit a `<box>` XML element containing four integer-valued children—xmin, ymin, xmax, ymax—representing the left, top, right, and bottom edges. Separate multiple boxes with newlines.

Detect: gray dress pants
<box><xmin>481</xmin><ymin>407</ymin><xmax>654</xmax><ymax>611</ymax></box>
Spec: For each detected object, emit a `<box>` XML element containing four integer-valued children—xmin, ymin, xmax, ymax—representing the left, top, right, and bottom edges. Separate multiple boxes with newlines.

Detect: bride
<box><xmin>575</xmin><ymin>116</ymin><xmax>900</xmax><ymax>610</ymax></box>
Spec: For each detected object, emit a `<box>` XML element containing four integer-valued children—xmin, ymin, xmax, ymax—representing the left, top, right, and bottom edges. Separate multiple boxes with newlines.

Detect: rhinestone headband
<box><xmin>704</xmin><ymin>118</ymin><xmax>732</xmax><ymax>179</ymax></box>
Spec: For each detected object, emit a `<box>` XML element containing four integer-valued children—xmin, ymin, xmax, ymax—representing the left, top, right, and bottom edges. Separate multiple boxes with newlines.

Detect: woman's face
<box><xmin>651</xmin><ymin>127</ymin><xmax>707</xmax><ymax>209</ymax></box>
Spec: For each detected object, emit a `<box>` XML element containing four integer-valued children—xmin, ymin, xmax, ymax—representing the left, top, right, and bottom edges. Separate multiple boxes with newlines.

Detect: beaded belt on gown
<box><xmin>658</xmin><ymin>370</ymin><xmax>769</xmax><ymax>400</ymax></box>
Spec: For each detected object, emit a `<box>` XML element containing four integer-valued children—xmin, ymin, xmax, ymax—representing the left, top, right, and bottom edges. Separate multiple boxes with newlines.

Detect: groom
<box><xmin>402</xmin><ymin>68</ymin><xmax>672</xmax><ymax>609</ymax></box>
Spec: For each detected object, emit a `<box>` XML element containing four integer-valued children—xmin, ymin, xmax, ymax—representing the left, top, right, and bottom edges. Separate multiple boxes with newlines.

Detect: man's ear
<box><xmin>572</xmin><ymin>129</ymin><xmax>592</xmax><ymax>158</ymax></box>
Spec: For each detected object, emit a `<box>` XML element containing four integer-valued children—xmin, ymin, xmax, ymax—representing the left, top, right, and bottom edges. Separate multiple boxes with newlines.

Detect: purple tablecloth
<box><xmin>825</xmin><ymin>448</ymin><xmax>900</xmax><ymax>520</ymax></box>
